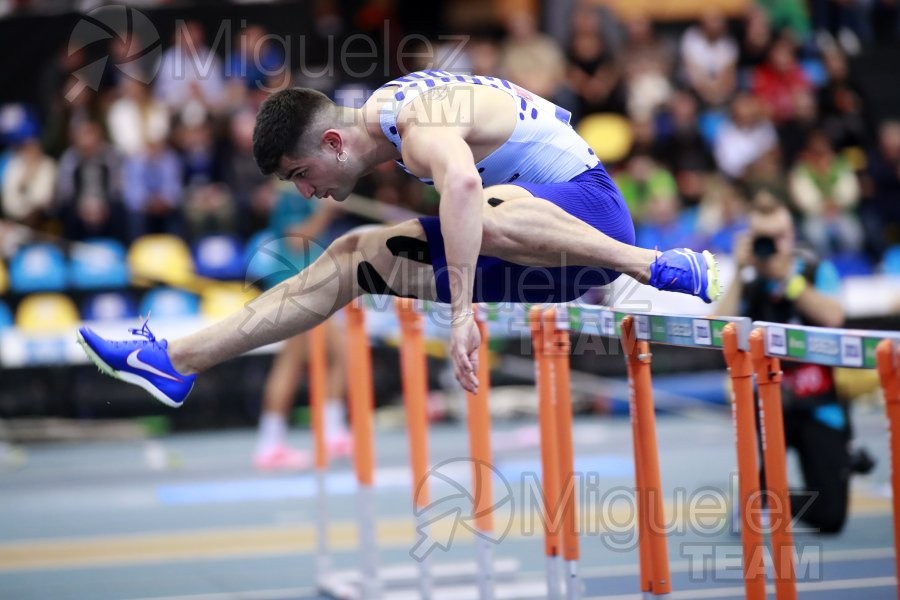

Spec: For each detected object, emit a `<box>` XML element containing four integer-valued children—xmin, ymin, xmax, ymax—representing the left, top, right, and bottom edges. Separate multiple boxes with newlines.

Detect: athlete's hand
<box><xmin>450</xmin><ymin>315</ymin><xmax>481</xmax><ymax>394</ymax></box>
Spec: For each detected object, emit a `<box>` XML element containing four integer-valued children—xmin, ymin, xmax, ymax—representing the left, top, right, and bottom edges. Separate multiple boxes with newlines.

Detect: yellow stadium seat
<box><xmin>15</xmin><ymin>293</ymin><xmax>80</xmax><ymax>334</ymax></box>
<box><xmin>0</xmin><ymin>258</ymin><xmax>7</xmax><ymax>294</ymax></box>
<box><xmin>200</xmin><ymin>282</ymin><xmax>261</xmax><ymax>320</ymax></box>
<box><xmin>576</xmin><ymin>113</ymin><xmax>633</xmax><ymax>164</ymax></box>
<box><xmin>128</xmin><ymin>234</ymin><xmax>195</xmax><ymax>288</ymax></box>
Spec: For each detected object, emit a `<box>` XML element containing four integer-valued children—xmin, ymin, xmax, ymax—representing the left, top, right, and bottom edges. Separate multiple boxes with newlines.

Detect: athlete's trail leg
<box><xmin>479</xmin><ymin>186</ymin><xmax>657</xmax><ymax>281</ymax></box>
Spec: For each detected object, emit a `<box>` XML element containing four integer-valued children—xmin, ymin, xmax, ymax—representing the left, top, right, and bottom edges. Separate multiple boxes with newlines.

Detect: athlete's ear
<box><xmin>322</xmin><ymin>130</ymin><xmax>343</xmax><ymax>155</ymax></box>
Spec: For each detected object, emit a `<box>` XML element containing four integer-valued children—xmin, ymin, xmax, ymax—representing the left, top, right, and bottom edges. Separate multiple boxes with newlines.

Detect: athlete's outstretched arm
<box><xmin>401</xmin><ymin>124</ymin><xmax>483</xmax><ymax>393</ymax></box>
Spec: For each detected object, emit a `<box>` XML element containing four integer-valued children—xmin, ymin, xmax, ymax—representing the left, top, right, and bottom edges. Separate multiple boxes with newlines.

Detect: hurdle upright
<box><xmin>572</xmin><ymin>306</ymin><xmax>758</xmax><ymax>598</ymax></box>
<box><xmin>753</xmin><ymin>321</ymin><xmax>900</xmax><ymax>600</ymax></box>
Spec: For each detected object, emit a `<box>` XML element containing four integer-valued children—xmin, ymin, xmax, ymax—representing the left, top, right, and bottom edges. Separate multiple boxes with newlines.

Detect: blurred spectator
<box><xmin>225</xmin><ymin>109</ymin><xmax>274</xmax><ymax>238</ymax></box>
<box><xmin>811</xmin><ymin>0</ymin><xmax>870</xmax><ymax>55</ymax></box>
<box><xmin>756</xmin><ymin>0</ymin><xmax>812</xmax><ymax>42</ymax></box>
<box><xmin>679</xmin><ymin>10</ymin><xmax>738</xmax><ymax>108</ymax></box>
<box><xmin>154</xmin><ymin>21</ymin><xmax>225</xmax><ymax>119</ymax></box>
<box><xmin>466</xmin><ymin>37</ymin><xmax>501</xmax><ymax>76</ymax></box>
<box><xmin>789</xmin><ymin>129</ymin><xmax>863</xmax><ymax>255</ymax></box>
<box><xmin>653</xmin><ymin>90</ymin><xmax>715</xmax><ymax>174</ymax></box>
<box><xmin>1</xmin><ymin>132</ymin><xmax>55</xmax><ymax>229</ymax></box>
<box><xmin>123</xmin><ymin>139</ymin><xmax>183</xmax><ymax>239</ymax></box>
<box><xmin>817</xmin><ymin>48</ymin><xmax>868</xmax><ymax>150</ymax></box>
<box><xmin>635</xmin><ymin>191</ymin><xmax>699</xmax><ymax>250</ymax></box>
<box><xmin>173</xmin><ymin>118</ymin><xmax>233</xmax><ymax>239</ymax></box>
<box><xmin>778</xmin><ymin>90</ymin><xmax>820</xmax><ymax>167</ymax></box>
<box><xmin>225</xmin><ymin>25</ymin><xmax>286</xmax><ymax>92</ymax></box>
<box><xmin>107</xmin><ymin>79</ymin><xmax>170</xmax><ymax>157</ymax></box>
<box><xmin>499</xmin><ymin>12</ymin><xmax>568</xmax><ymax>105</ymax></box>
<box><xmin>56</xmin><ymin>120</ymin><xmax>127</xmax><ymax>242</ymax></box>
<box><xmin>871</xmin><ymin>0</ymin><xmax>900</xmax><ymax>46</ymax></box>
<box><xmin>696</xmin><ymin>177</ymin><xmax>750</xmax><ymax>254</ymax></box>
<box><xmin>621</xmin><ymin>16</ymin><xmax>674</xmax><ymax>120</ymax></box>
<box><xmin>614</xmin><ymin>151</ymin><xmax>678</xmax><ymax>223</ymax></box>
<box><xmin>566</xmin><ymin>4</ymin><xmax>625</xmax><ymax>117</ymax></box>
<box><xmin>752</xmin><ymin>36</ymin><xmax>812</xmax><ymax>125</ymax></box>
<box><xmin>861</xmin><ymin>121</ymin><xmax>900</xmax><ymax>258</ymax></box>
<box><xmin>738</xmin><ymin>6</ymin><xmax>775</xmax><ymax>73</ymax></box>
<box><xmin>714</xmin><ymin>93</ymin><xmax>778</xmax><ymax>179</ymax></box>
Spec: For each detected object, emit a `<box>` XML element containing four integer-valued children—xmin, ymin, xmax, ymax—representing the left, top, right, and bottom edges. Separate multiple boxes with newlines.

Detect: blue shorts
<box><xmin>418</xmin><ymin>165</ymin><xmax>635</xmax><ymax>304</ymax></box>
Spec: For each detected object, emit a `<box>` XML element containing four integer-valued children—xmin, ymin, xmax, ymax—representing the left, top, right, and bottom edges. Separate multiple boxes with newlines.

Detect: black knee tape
<box><xmin>386</xmin><ymin>236</ymin><xmax>432</xmax><ymax>265</ymax></box>
<box><xmin>357</xmin><ymin>261</ymin><xmax>417</xmax><ymax>298</ymax></box>
<box><xmin>487</xmin><ymin>197</ymin><xmax>505</xmax><ymax>207</ymax></box>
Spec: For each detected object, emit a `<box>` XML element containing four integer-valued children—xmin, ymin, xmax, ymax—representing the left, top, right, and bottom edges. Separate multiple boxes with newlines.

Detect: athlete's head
<box><xmin>252</xmin><ymin>87</ymin><xmax>360</xmax><ymax>201</ymax></box>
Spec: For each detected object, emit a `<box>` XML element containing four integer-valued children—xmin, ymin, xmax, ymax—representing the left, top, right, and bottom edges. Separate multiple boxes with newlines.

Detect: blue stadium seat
<box><xmin>830</xmin><ymin>251</ymin><xmax>875</xmax><ymax>278</ymax></box>
<box><xmin>9</xmin><ymin>243</ymin><xmax>67</xmax><ymax>293</ymax></box>
<box><xmin>883</xmin><ymin>245</ymin><xmax>900</xmax><ymax>275</ymax></box>
<box><xmin>800</xmin><ymin>58</ymin><xmax>828</xmax><ymax>88</ymax></box>
<box><xmin>0</xmin><ymin>299</ymin><xmax>12</xmax><ymax>330</ymax></box>
<box><xmin>139</xmin><ymin>288</ymin><xmax>200</xmax><ymax>319</ymax></box>
<box><xmin>193</xmin><ymin>235</ymin><xmax>245</xmax><ymax>280</ymax></box>
<box><xmin>698</xmin><ymin>110</ymin><xmax>726</xmax><ymax>147</ymax></box>
<box><xmin>81</xmin><ymin>292</ymin><xmax>137</xmax><ymax>322</ymax></box>
<box><xmin>243</xmin><ymin>229</ymin><xmax>286</xmax><ymax>288</ymax></box>
<box><xmin>69</xmin><ymin>238</ymin><xmax>130</xmax><ymax>290</ymax></box>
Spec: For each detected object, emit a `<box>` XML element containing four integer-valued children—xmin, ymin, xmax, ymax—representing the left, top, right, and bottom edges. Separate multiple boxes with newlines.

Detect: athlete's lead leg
<box><xmin>77</xmin><ymin>219</ymin><xmax>437</xmax><ymax>407</ymax></box>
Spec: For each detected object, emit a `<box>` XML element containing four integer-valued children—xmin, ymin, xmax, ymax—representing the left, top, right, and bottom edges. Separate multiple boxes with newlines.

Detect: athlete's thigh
<box><xmin>355</xmin><ymin>219</ymin><xmax>438</xmax><ymax>301</ymax></box>
<box><xmin>481</xmin><ymin>184</ymin><xmax>535</xmax><ymax>206</ymax></box>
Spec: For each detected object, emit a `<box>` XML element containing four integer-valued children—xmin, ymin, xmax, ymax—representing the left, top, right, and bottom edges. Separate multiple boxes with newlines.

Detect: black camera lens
<box><xmin>752</xmin><ymin>235</ymin><xmax>777</xmax><ymax>259</ymax></box>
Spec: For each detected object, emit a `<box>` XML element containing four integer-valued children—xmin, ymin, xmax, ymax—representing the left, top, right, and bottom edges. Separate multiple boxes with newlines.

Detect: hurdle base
<box><xmin>318</xmin><ymin>558</ymin><xmax>545</xmax><ymax>600</ymax></box>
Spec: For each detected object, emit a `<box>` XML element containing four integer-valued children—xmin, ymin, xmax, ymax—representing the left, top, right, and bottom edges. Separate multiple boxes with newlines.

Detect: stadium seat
<box><xmin>81</xmin><ymin>292</ymin><xmax>137</xmax><ymax>322</ymax></box>
<box><xmin>9</xmin><ymin>243</ymin><xmax>67</xmax><ymax>293</ymax></box>
<box><xmin>200</xmin><ymin>282</ymin><xmax>261</xmax><ymax>320</ymax></box>
<box><xmin>883</xmin><ymin>245</ymin><xmax>900</xmax><ymax>275</ymax></box>
<box><xmin>15</xmin><ymin>293</ymin><xmax>80</xmax><ymax>334</ymax></box>
<box><xmin>0</xmin><ymin>257</ymin><xmax>7</xmax><ymax>294</ymax></box>
<box><xmin>0</xmin><ymin>299</ymin><xmax>12</xmax><ymax>330</ymax></box>
<box><xmin>128</xmin><ymin>234</ymin><xmax>195</xmax><ymax>288</ymax></box>
<box><xmin>698</xmin><ymin>110</ymin><xmax>726</xmax><ymax>147</ymax></box>
<box><xmin>193</xmin><ymin>235</ymin><xmax>245</xmax><ymax>280</ymax></box>
<box><xmin>139</xmin><ymin>288</ymin><xmax>200</xmax><ymax>319</ymax></box>
<box><xmin>800</xmin><ymin>58</ymin><xmax>828</xmax><ymax>88</ymax></box>
<box><xmin>69</xmin><ymin>238</ymin><xmax>129</xmax><ymax>290</ymax></box>
<box><xmin>243</xmin><ymin>229</ymin><xmax>287</xmax><ymax>288</ymax></box>
<box><xmin>830</xmin><ymin>251</ymin><xmax>875</xmax><ymax>278</ymax></box>
<box><xmin>576</xmin><ymin>113</ymin><xmax>632</xmax><ymax>163</ymax></box>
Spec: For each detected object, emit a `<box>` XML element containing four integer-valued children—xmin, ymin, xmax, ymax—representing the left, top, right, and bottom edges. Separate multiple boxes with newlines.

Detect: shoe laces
<box><xmin>127</xmin><ymin>313</ymin><xmax>162</xmax><ymax>347</ymax></box>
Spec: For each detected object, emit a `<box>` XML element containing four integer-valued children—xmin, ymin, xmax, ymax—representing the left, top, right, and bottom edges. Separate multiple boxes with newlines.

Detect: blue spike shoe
<box><xmin>76</xmin><ymin>318</ymin><xmax>195</xmax><ymax>408</ymax></box>
<box><xmin>649</xmin><ymin>249</ymin><xmax>721</xmax><ymax>304</ymax></box>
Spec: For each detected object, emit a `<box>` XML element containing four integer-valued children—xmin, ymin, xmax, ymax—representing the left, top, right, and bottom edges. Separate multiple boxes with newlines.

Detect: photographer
<box><xmin>717</xmin><ymin>189</ymin><xmax>871</xmax><ymax>534</ymax></box>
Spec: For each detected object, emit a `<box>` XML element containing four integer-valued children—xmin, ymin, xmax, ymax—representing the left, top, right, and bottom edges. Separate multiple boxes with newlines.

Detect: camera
<box><xmin>752</xmin><ymin>235</ymin><xmax>777</xmax><ymax>259</ymax></box>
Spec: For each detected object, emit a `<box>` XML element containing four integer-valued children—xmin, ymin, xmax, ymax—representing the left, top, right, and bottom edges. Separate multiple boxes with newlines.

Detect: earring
<box><xmin>337</xmin><ymin>150</ymin><xmax>349</xmax><ymax>163</ymax></box>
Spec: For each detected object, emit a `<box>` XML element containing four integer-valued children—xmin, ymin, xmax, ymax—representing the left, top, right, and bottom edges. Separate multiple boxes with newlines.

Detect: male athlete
<box><xmin>77</xmin><ymin>70</ymin><xmax>720</xmax><ymax>405</ymax></box>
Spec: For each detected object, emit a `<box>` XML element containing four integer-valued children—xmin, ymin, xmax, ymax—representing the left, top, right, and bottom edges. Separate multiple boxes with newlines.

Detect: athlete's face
<box><xmin>277</xmin><ymin>149</ymin><xmax>356</xmax><ymax>202</ymax></box>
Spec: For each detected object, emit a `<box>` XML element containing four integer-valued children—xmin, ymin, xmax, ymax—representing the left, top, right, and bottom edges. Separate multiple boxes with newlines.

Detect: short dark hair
<box><xmin>252</xmin><ymin>87</ymin><xmax>334</xmax><ymax>175</ymax></box>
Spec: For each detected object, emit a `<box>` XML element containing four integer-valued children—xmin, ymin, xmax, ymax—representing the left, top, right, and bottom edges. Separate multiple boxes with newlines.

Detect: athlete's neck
<box><xmin>340</xmin><ymin>106</ymin><xmax>401</xmax><ymax>176</ymax></box>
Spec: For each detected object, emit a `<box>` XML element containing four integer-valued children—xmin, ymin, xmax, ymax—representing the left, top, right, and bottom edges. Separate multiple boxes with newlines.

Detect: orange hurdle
<box><xmin>345</xmin><ymin>300</ymin><xmax>379</xmax><ymax>599</ymax></box>
<box><xmin>544</xmin><ymin>307</ymin><xmax>581</xmax><ymax>600</ymax></box>
<box><xmin>876</xmin><ymin>339</ymin><xmax>900</xmax><ymax>598</ymax></box>
<box><xmin>722</xmin><ymin>324</ymin><xmax>767</xmax><ymax>600</ymax></box>
<box><xmin>530</xmin><ymin>307</ymin><xmax>562</xmax><ymax>599</ymax></box>
<box><xmin>621</xmin><ymin>316</ymin><xmax>671</xmax><ymax>596</ymax></box>
<box><xmin>466</xmin><ymin>307</ymin><xmax>496</xmax><ymax>599</ymax></box>
<box><xmin>396</xmin><ymin>299</ymin><xmax>434</xmax><ymax>598</ymax></box>
<box><xmin>309</xmin><ymin>323</ymin><xmax>331</xmax><ymax>583</ymax></box>
<box><xmin>750</xmin><ymin>329</ymin><xmax>797</xmax><ymax>600</ymax></box>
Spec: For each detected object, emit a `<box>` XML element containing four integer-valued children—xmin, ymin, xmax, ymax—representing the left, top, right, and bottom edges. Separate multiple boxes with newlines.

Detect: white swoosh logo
<box><xmin>126</xmin><ymin>349</ymin><xmax>181</xmax><ymax>382</ymax></box>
